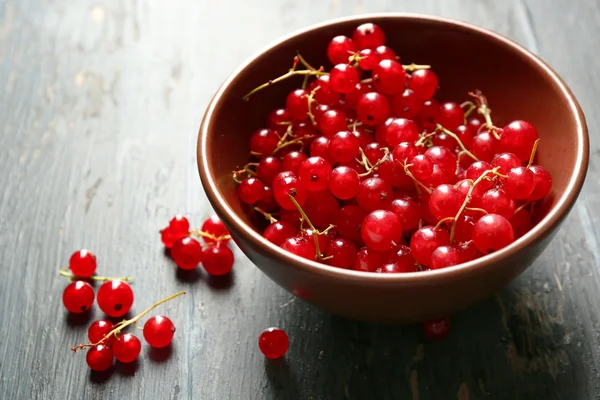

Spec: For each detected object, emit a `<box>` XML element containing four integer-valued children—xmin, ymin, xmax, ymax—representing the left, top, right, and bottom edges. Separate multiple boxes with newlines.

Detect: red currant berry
<box><xmin>419</xmin><ymin>193</ymin><xmax>438</xmax><ymax>225</ymax></box>
<box><xmin>453</xmin><ymin>213</ymin><xmax>476</xmax><ymax>243</ymax></box>
<box><xmin>310</xmin><ymin>136</ymin><xmax>335</xmax><ymax>165</ymax></box>
<box><xmin>491</xmin><ymin>153</ymin><xmax>521</xmax><ymax>175</ymax></box>
<box><xmin>257</xmin><ymin>156</ymin><xmax>282</xmax><ymax>185</ymax></box>
<box><xmin>327</xmin><ymin>36</ymin><xmax>355</xmax><ymax>65</ymax></box>
<box><xmin>357</xmin><ymin>48</ymin><xmax>378</xmax><ymax>70</ymax></box>
<box><xmin>356</xmin><ymin>92</ymin><xmax>390</xmax><ymax>126</ymax></box>
<box><xmin>161</xmin><ymin>227</ymin><xmax>178</xmax><ymax>248</ymax></box>
<box><xmin>458</xmin><ymin>240</ymin><xmax>481</xmax><ymax>263</ymax></box>
<box><xmin>201</xmin><ymin>216</ymin><xmax>230</xmax><ymax>244</ymax></box>
<box><xmin>431</xmin><ymin>246</ymin><xmax>461</xmax><ymax>269</ymax></box>
<box><xmin>504</xmin><ymin>166</ymin><xmax>535</xmax><ymax>200</ymax></box>
<box><xmin>385</xmin><ymin>118</ymin><xmax>419</xmax><ymax>147</ymax></box>
<box><xmin>510</xmin><ymin>208</ymin><xmax>532</xmax><ymax>239</ymax></box>
<box><xmin>304</xmin><ymin>191</ymin><xmax>341</xmax><ymax>229</ymax></box>
<box><xmin>472</xmin><ymin>214</ymin><xmax>514</xmax><ymax>253</ymax></box>
<box><xmin>408</xmin><ymin>69</ymin><xmax>438</xmax><ymax>100</ymax></box>
<box><xmin>343</xmin><ymin>82</ymin><xmax>371</xmax><ymax>109</ymax></box>
<box><xmin>385</xmin><ymin>245</ymin><xmax>418</xmax><ymax>272</ymax></box>
<box><xmin>352</xmin><ymin>23</ymin><xmax>386</xmax><ymax>50</ymax></box>
<box><xmin>273</xmin><ymin>173</ymin><xmax>307</xmax><ymax>210</ymax></box>
<box><xmin>286</xmin><ymin>89</ymin><xmax>310</xmax><ymax>120</ymax></box>
<box><xmin>329</xmin><ymin>166</ymin><xmax>360</xmax><ymax>200</ymax></box>
<box><xmin>266</xmin><ymin>108</ymin><xmax>290</xmax><ymax>134</ymax></box>
<box><xmin>429</xmin><ymin>184</ymin><xmax>463</xmax><ymax>220</ymax></box>
<box><xmin>281</xmin><ymin>235</ymin><xmax>315</xmax><ymax>260</ymax></box>
<box><xmin>113</xmin><ymin>333</ymin><xmax>141</xmax><ymax>363</ymax></box>
<box><xmin>88</xmin><ymin>320</ymin><xmax>114</xmax><ymax>343</ymax></box>
<box><xmin>264</xmin><ymin>221</ymin><xmax>298</xmax><ymax>246</ymax></box>
<box><xmin>257</xmin><ymin>185</ymin><xmax>278</xmax><ymax>212</ymax></box>
<box><xmin>388</xmin><ymin>196</ymin><xmax>421</xmax><ymax>232</ymax></box>
<box><xmin>378</xmin><ymin>156</ymin><xmax>412</xmax><ymax>189</ymax></box>
<box><xmin>238</xmin><ymin>177</ymin><xmax>266</xmax><ymax>204</ymax></box>
<box><xmin>336</xmin><ymin>205</ymin><xmax>367</xmax><ymax>243</ymax></box>
<box><xmin>69</xmin><ymin>250</ymin><xmax>97</xmax><ymax>277</ymax></box>
<box><xmin>421</xmin><ymin>317</ymin><xmax>451</xmax><ymax>341</ymax></box>
<box><xmin>354</xmin><ymin>246</ymin><xmax>385</xmax><ymax>272</ymax></box>
<box><xmin>202</xmin><ymin>244</ymin><xmax>234</xmax><ymax>276</ymax></box>
<box><xmin>62</xmin><ymin>281</ymin><xmax>94</xmax><ymax>313</ymax></box>
<box><xmin>298</xmin><ymin>156</ymin><xmax>332</xmax><ymax>192</ymax></box>
<box><xmin>352</xmin><ymin>125</ymin><xmax>374</xmax><ymax>148</ymax></box>
<box><xmin>390</xmin><ymin>88</ymin><xmax>422</xmax><ymax>119</ymax></box>
<box><xmin>361</xmin><ymin>210</ymin><xmax>403</xmax><ymax>252</ymax></box>
<box><xmin>410</xmin><ymin>226</ymin><xmax>450</xmax><ymax>266</ymax></box>
<box><xmin>171</xmin><ymin>237</ymin><xmax>203</xmax><ymax>270</ymax></box>
<box><xmin>432</xmin><ymin>131</ymin><xmax>457</xmax><ymax>151</ymax></box>
<box><xmin>528</xmin><ymin>165</ymin><xmax>552</xmax><ymax>200</ymax></box>
<box><xmin>373</xmin><ymin>45</ymin><xmax>396</xmax><ymax>61</ymax></box>
<box><xmin>424</xmin><ymin>164</ymin><xmax>451</xmax><ymax>187</ymax></box>
<box><xmin>465</xmin><ymin>161</ymin><xmax>494</xmax><ymax>193</ymax></box>
<box><xmin>372</xmin><ymin>59</ymin><xmax>406</xmax><ymax>95</ymax></box>
<box><xmin>282</xmin><ymin>151</ymin><xmax>308</xmax><ymax>175</ymax></box>
<box><xmin>143</xmin><ymin>315</ymin><xmax>176</xmax><ymax>348</ymax></box>
<box><xmin>97</xmin><ymin>280</ymin><xmax>134</xmax><ymax>317</ymax></box>
<box><xmin>392</xmin><ymin>142</ymin><xmax>418</xmax><ymax>165</ymax></box>
<box><xmin>249</xmin><ymin>128</ymin><xmax>279</xmax><ymax>155</ymax></box>
<box><xmin>356</xmin><ymin>177</ymin><xmax>393</xmax><ymax>212</ymax></box>
<box><xmin>471</xmin><ymin>131</ymin><xmax>499</xmax><ymax>162</ymax></box>
<box><xmin>417</xmin><ymin>99</ymin><xmax>440</xmax><ymax>131</ymax></box>
<box><xmin>500</xmin><ymin>120</ymin><xmax>539</xmax><ymax>162</ymax></box>
<box><xmin>308</xmin><ymin>75</ymin><xmax>341</xmax><ymax>106</ymax></box>
<box><xmin>329</xmin><ymin>131</ymin><xmax>360</xmax><ymax>163</ymax></box>
<box><xmin>425</xmin><ymin>146</ymin><xmax>457</xmax><ymax>177</ymax></box>
<box><xmin>330</xmin><ymin>64</ymin><xmax>359</xmax><ymax>94</ymax></box>
<box><xmin>364</xmin><ymin>142</ymin><xmax>385</xmax><ymax>164</ymax></box>
<box><xmin>454</xmin><ymin>124</ymin><xmax>474</xmax><ymax>149</ymax></box>
<box><xmin>317</xmin><ymin>109</ymin><xmax>348</xmax><ymax>138</ymax></box>
<box><xmin>410</xmin><ymin>154</ymin><xmax>434</xmax><ymax>180</ymax></box>
<box><xmin>86</xmin><ymin>345</ymin><xmax>114</xmax><ymax>371</ymax></box>
<box><xmin>480</xmin><ymin>188</ymin><xmax>515</xmax><ymax>219</ymax></box>
<box><xmin>325</xmin><ymin>238</ymin><xmax>358</xmax><ymax>269</ymax></box>
<box><xmin>437</xmin><ymin>102</ymin><xmax>464</xmax><ymax>131</ymax></box>
<box><xmin>259</xmin><ymin>327</ymin><xmax>289</xmax><ymax>359</ymax></box>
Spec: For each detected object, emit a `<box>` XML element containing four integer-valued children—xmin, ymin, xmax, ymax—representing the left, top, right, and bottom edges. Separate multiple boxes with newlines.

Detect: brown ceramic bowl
<box><xmin>198</xmin><ymin>14</ymin><xmax>588</xmax><ymax>322</ymax></box>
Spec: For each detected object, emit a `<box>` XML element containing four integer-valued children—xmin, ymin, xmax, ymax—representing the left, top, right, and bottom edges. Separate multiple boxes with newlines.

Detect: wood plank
<box><xmin>0</xmin><ymin>0</ymin><xmax>598</xmax><ymax>398</ymax></box>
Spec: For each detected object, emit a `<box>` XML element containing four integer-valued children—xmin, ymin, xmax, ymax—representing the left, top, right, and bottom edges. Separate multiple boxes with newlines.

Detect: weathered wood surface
<box><xmin>0</xmin><ymin>0</ymin><xmax>598</xmax><ymax>399</ymax></box>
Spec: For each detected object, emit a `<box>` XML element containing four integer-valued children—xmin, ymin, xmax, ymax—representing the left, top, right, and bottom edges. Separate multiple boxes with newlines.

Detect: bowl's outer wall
<box><xmin>199</xmin><ymin>16</ymin><xmax>586</xmax><ymax>322</ymax></box>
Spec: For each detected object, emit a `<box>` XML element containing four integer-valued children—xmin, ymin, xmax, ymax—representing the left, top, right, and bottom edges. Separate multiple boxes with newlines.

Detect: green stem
<box><xmin>59</xmin><ymin>267</ymin><xmax>134</xmax><ymax>282</ymax></box>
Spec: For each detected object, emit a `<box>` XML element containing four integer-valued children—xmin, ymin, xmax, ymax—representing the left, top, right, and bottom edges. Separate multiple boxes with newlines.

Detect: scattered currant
<box><xmin>171</xmin><ymin>237</ymin><xmax>203</xmax><ymax>270</ymax></box>
<box><xmin>113</xmin><ymin>333</ymin><xmax>142</xmax><ymax>363</ymax></box>
<box><xmin>69</xmin><ymin>250</ymin><xmax>97</xmax><ymax>278</ymax></box>
<box><xmin>202</xmin><ymin>244</ymin><xmax>234</xmax><ymax>276</ymax></box>
<box><xmin>62</xmin><ymin>281</ymin><xmax>95</xmax><ymax>313</ymax></box>
<box><xmin>259</xmin><ymin>327</ymin><xmax>289</xmax><ymax>359</ymax></box>
<box><xmin>88</xmin><ymin>320</ymin><xmax>114</xmax><ymax>343</ymax></box>
<box><xmin>143</xmin><ymin>315</ymin><xmax>176</xmax><ymax>348</ymax></box>
<box><xmin>86</xmin><ymin>345</ymin><xmax>114</xmax><ymax>371</ymax></box>
<box><xmin>97</xmin><ymin>280</ymin><xmax>134</xmax><ymax>318</ymax></box>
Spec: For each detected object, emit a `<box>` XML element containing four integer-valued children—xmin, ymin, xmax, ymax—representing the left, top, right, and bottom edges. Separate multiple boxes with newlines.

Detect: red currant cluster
<box><xmin>234</xmin><ymin>22</ymin><xmax>552</xmax><ymax>275</ymax></box>
<box><xmin>60</xmin><ymin>250</ymin><xmax>184</xmax><ymax>371</ymax></box>
<box><xmin>160</xmin><ymin>215</ymin><xmax>235</xmax><ymax>276</ymax></box>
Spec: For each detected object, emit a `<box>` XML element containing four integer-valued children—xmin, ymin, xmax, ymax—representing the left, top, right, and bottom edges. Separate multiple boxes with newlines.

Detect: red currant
<box><xmin>298</xmin><ymin>156</ymin><xmax>332</xmax><ymax>191</ymax></box>
<box><xmin>264</xmin><ymin>221</ymin><xmax>298</xmax><ymax>246</ymax></box>
<box><xmin>69</xmin><ymin>250</ymin><xmax>97</xmax><ymax>277</ymax></box>
<box><xmin>143</xmin><ymin>315</ymin><xmax>176</xmax><ymax>348</ymax></box>
<box><xmin>510</xmin><ymin>208</ymin><xmax>532</xmax><ymax>239</ymax></box>
<box><xmin>390</xmin><ymin>88</ymin><xmax>422</xmax><ymax>119</ymax></box>
<box><xmin>329</xmin><ymin>166</ymin><xmax>360</xmax><ymax>200</ymax></box>
<box><xmin>352</xmin><ymin>23</ymin><xmax>386</xmax><ymax>50</ymax></box>
<box><xmin>385</xmin><ymin>118</ymin><xmax>419</xmax><ymax>147</ymax></box>
<box><xmin>249</xmin><ymin>128</ymin><xmax>279</xmax><ymax>155</ymax></box>
<box><xmin>354</xmin><ymin>246</ymin><xmax>385</xmax><ymax>272</ymax></box>
<box><xmin>327</xmin><ymin>36</ymin><xmax>355</xmax><ymax>65</ymax></box>
<box><xmin>266</xmin><ymin>108</ymin><xmax>290</xmax><ymax>134</ymax></box>
<box><xmin>504</xmin><ymin>166</ymin><xmax>535</xmax><ymax>200</ymax></box>
<box><xmin>471</xmin><ymin>131</ymin><xmax>499</xmax><ymax>162</ymax></box>
<box><xmin>425</xmin><ymin>146</ymin><xmax>457</xmax><ymax>177</ymax></box>
<box><xmin>62</xmin><ymin>281</ymin><xmax>94</xmax><ymax>313</ymax></box>
<box><xmin>325</xmin><ymin>238</ymin><xmax>358</xmax><ymax>269</ymax></box>
<box><xmin>330</xmin><ymin>64</ymin><xmax>359</xmax><ymax>94</ymax></box>
<box><xmin>281</xmin><ymin>236</ymin><xmax>315</xmax><ymax>260</ymax></box>
<box><xmin>329</xmin><ymin>131</ymin><xmax>360</xmax><ymax>163</ymax></box>
<box><xmin>388</xmin><ymin>196</ymin><xmax>421</xmax><ymax>232</ymax></box>
<box><xmin>408</xmin><ymin>69</ymin><xmax>438</xmax><ymax>100</ymax></box>
<box><xmin>97</xmin><ymin>280</ymin><xmax>134</xmax><ymax>317</ymax></box>
<box><xmin>258</xmin><ymin>327</ymin><xmax>289</xmax><ymax>359</ymax></box>
<box><xmin>472</xmin><ymin>214</ymin><xmax>514</xmax><ymax>253</ymax></box>
<box><xmin>282</xmin><ymin>151</ymin><xmax>308</xmax><ymax>175</ymax></box>
<box><xmin>286</xmin><ymin>89</ymin><xmax>310</xmax><ymax>120</ymax></box>
<box><xmin>113</xmin><ymin>333</ymin><xmax>141</xmax><ymax>363</ymax></box>
<box><xmin>431</xmin><ymin>246</ymin><xmax>461</xmax><ymax>269</ymax></box>
<box><xmin>88</xmin><ymin>320</ymin><xmax>114</xmax><ymax>343</ymax></box>
<box><xmin>500</xmin><ymin>120</ymin><xmax>539</xmax><ymax>162</ymax></box>
<box><xmin>356</xmin><ymin>177</ymin><xmax>393</xmax><ymax>212</ymax></box>
<box><xmin>273</xmin><ymin>173</ymin><xmax>307</xmax><ymax>210</ymax></box>
<box><xmin>356</xmin><ymin>92</ymin><xmax>390</xmax><ymax>126</ymax></box>
<box><xmin>528</xmin><ymin>165</ymin><xmax>552</xmax><ymax>200</ymax></box>
<box><xmin>385</xmin><ymin>245</ymin><xmax>418</xmax><ymax>272</ymax></box>
<box><xmin>202</xmin><ymin>244</ymin><xmax>234</xmax><ymax>276</ymax></box>
<box><xmin>437</xmin><ymin>102</ymin><xmax>464</xmax><ymax>131</ymax></box>
<box><xmin>336</xmin><ymin>205</ymin><xmax>367</xmax><ymax>244</ymax></box>
<box><xmin>238</xmin><ymin>177</ymin><xmax>266</xmax><ymax>204</ymax></box>
<box><xmin>257</xmin><ymin>156</ymin><xmax>282</xmax><ymax>185</ymax></box>
<box><xmin>479</xmin><ymin>188</ymin><xmax>515</xmax><ymax>219</ymax></box>
<box><xmin>201</xmin><ymin>216</ymin><xmax>230</xmax><ymax>244</ymax></box>
<box><xmin>171</xmin><ymin>237</ymin><xmax>203</xmax><ymax>270</ymax></box>
<box><xmin>410</xmin><ymin>227</ymin><xmax>450</xmax><ymax>266</ymax></box>
<box><xmin>491</xmin><ymin>152</ymin><xmax>521</xmax><ymax>175</ymax></box>
<box><xmin>361</xmin><ymin>210</ymin><xmax>402</xmax><ymax>251</ymax></box>
<box><xmin>372</xmin><ymin>60</ymin><xmax>406</xmax><ymax>95</ymax></box>
<box><xmin>86</xmin><ymin>345</ymin><xmax>113</xmax><ymax>371</ymax></box>
<box><xmin>421</xmin><ymin>317</ymin><xmax>451</xmax><ymax>340</ymax></box>
<box><xmin>308</xmin><ymin>75</ymin><xmax>341</xmax><ymax>106</ymax></box>
<box><xmin>429</xmin><ymin>184</ymin><xmax>463</xmax><ymax>220</ymax></box>
<box><xmin>317</xmin><ymin>109</ymin><xmax>348</xmax><ymax>138</ymax></box>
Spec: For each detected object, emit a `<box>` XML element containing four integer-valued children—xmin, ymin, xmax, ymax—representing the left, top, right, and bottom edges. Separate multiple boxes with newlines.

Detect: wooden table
<box><xmin>1</xmin><ymin>0</ymin><xmax>598</xmax><ymax>399</ymax></box>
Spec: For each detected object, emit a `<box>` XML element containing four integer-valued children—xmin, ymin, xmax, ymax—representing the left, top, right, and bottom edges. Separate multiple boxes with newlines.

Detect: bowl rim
<box><xmin>198</xmin><ymin>13</ymin><xmax>589</xmax><ymax>285</ymax></box>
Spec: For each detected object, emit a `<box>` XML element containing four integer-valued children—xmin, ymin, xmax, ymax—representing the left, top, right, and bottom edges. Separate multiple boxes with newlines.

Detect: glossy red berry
<box><xmin>429</xmin><ymin>184</ymin><xmax>463</xmax><ymax>220</ymax></box>
<box><xmin>169</xmin><ymin>215</ymin><xmax>190</xmax><ymax>237</ymax></box>
<box><xmin>257</xmin><ymin>156</ymin><xmax>282</xmax><ymax>184</ymax></box>
<box><xmin>357</xmin><ymin>48</ymin><xmax>378</xmax><ymax>70</ymax></box>
<box><xmin>259</xmin><ymin>327</ymin><xmax>289</xmax><ymax>359</ymax></box>
<box><xmin>410</xmin><ymin>154</ymin><xmax>434</xmax><ymax>180</ymax></box>
<box><xmin>113</xmin><ymin>333</ymin><xmax>141</xmax><ymax>363</ymax></box>
<box><xmin>308</xmin><ymin>75</ymin><xmax>341</xmax><ymax>106</ymax></box>
<box><xmin>86</xmin><ymin>345</ymin><xmax>114</xmax><ymax>371</ymax></box>
<box><xmin>437</xmin><ymin>102</ymin><xmax>464</xmax><ymax>131</ymax></box>
<box><xmin>354</xmin><ymin>246</ymin><xmax>385</xmax><ymax>272</ymax></box>
<box><xmin>385</xmin><ymin>245</ymin><xmax>418</xmax><ymax>272</ymax></box>
<box><xmin>471</xmin><ymin>131</ymin><xmax>499</xmax><ymax>162</ymax></box>
<box><xmin>352</xmin><ymin>23</ymin><xmax>386</xmax><ymax>50</ymax></box>
<box><xmin>286</xmin><ymin>89</ymin><xmax>310</xmax><ymax>120</ymax></box>
<box><xmin>390</xmin><ymin>88</ymin><xmax>422</xmax><ymax>119</ymax></box>
<box><xmin>510</xmin><ymin>208</ymin><xmax>533</xmax><ymax>239</ymax></box>
<box><xmin>317</xmin><ymin>109</ymin><xmax>348</xmax><ymax>138</ymax></box>
<box><xmin>282</xmin><ymin>151</ymin><xmax>308</xmax><ymax>175</ymax></box>
<box><xmin>62</xmin><ymin>281</ymin><xmax>94</xmax><ymax>313</ymax></box>
<box><xmin>238</xmin><ymin>177</ymin><xmax>266</xmax><ymax>204</ymax></box>
<box><xmin>88</xmin><ymin>320</ymin><xmax>114</xmax><ymax>343</ymax></box>
<box><xmin>97</xmin><ymin>280</ymin><xmax>134</xmax><ymax>317</ymax></box>
<box><xmin>392</xmin><ymin>142</ymin><xmax>418</xmax><ymax>165</ymax></box>
<box><xmin>373</xmin><ymin>45</ymin><xmax>396</xmax><ymax>61</ymax></box>
<box><xmin>528</xmin><ymin>165</ymin><xmax>552</xmax><ymax>200</ymax></box>
<box><xmin>410</xmin><ymin>227</ymin><xmax>450</xmax><ymax>266</ymax></box>
<box><xmin>356</xmin><ymin>177</ymin><xmax>393</xmax><ymax>212</ymax></box>
<box><xmin>500</xmin><ymin>120</ymin><xmax>539</xmax><ymax>162</ymax></box>
<box><xmin>281</xmin><ymin>236</ymin><xmax>315</xmax><ymax>260</ymax></box>
<box><xmin>330</xmin><ymin>64</ymin><xmax>359</xmax><ymax>94</ymax></box>
<box><xmin>479</xmin><ymin>188</ymin><xmax>515</xmax><ymax>219</ymax></box>
<box><xmin>361</xmin><ymin>210</ymin><xmax>403</xmax><ymax>252</ymax></box>
<box><xmin>491</xmin><ymin>153</ymin><xmax>521</xmax><ymax>175</ymax></box>
<box><xmin>385</xmin><ymin>118</ymin><xmax>419</xmax><ymax>147</ymax></box>
<box><xmin>421</xmin><ymin>317</ymin><xmax>451</xmax><ymax>341</ymax></box>
<box><xmin>202</xmin><ymin>244</ymin><xmax>234</xmax><ymax>276</ymax></box>
<box><xmin>143</xmin><ymin>315</ymin><xmax>176</xmax><ymax>348</ymax></box>
<box><xmin>329</xmin><ymin>166</ymin><xmax>360</xmax><ymax>200</ymax></box>
<box><xmin>298</xmin><ymin>156</ymin><xmax>332</xmax><ymax>191</ymax></box>
<box><xmin>431</xmin><ymin>246</ymin><xmax>461</xmax><ymax>269</ymax></box>
<box><xmin>425</xmin><ymin>146</ymin><xmax>457</xmax><ymax>177</ymax></box>
<box><xmin>504</xmin><ymin>167</ymin><xmax>536</xmax><ymax>200</ymax></box>
<box><xmin>171</xmin><ymin>237</ymin><xmax>203</xmax><ymax>270</ymax></box>
<box><xmin>408</xmin><ymin>69</ymin><xmax>438</xmax><ymax>100</ymax></box>
<box><xmin>372</xmin><ymin>60</ymin><xmax>406</xmax><ymax>95</ymax></box>
<box><xmin>249</xmin><ymin>128</ymin><xmax>279</xmax><ymax>155</ymax></box>
<box><xmin>336</xmin><ymin>205</ymin><xmax>367</xmax><ymax>243</ymax></box>
<box><xmin>388</xmin><ymin>196</ymin><xmax>421</xmax><ymax>232</ymax></box>
<box><xmin>356</xmin><ymin>92</ymin><xmax>390</xmax><ymax>126</ymax></box>
<box><xmin>329</xmin><ymin>131</ymin><xmax>360</xmax><ymax>163</ymax></box>
<box><xmin>417</xmin><ymin>99</ymin><xmax>440</xmax><ymax>131</ymax></box>
<box><xmin>201</xmin><ymin>216</ymin><xmax>230</xmax><ymax>244</ymax></box>
<box><xmin>325</xmin><ymin>238</ymin><xmax>358</xmax><ymax>269</ymax></box>
<box><xmin>327</xmin><ymin>35</ymin><xmax>355</xmax><ymax>65</ymax></box>
<box><xmin>266</xmin><ymin>108</ymin><xmax>290</xmax><ymax>134</ymax></box>
<box><xmin>69</xmin><ymin>250</ymin><xmax>97</xmax><ymax>277</ymax></box>
<box><xmin>472</xmin><ymin>214</ymin><xmax>514</xmax><ymax>254</ymax></box>
<box><xmin>273</xmin><ymin>173</ymin><xmax>308</xmax><ymax>210</ymax></box>
<box><xmin>264</xmin><ymin>221</ymin><xmax>298</xmax><ymax>246</ymax></box>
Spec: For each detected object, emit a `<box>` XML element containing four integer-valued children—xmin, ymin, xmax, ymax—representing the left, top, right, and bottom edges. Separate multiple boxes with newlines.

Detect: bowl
<box><xmin>197</xmin><ymin>14</ymin><xmax>589</xmax><ymax>322</ymax></box>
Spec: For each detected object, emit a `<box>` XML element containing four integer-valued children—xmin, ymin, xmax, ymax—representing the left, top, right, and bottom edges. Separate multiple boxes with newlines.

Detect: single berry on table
<box><xmin>143</xmin><ymin>315</ymin><xmax>176</xmax><ymax>348</ymax></box>
<box><xmin>258</xmin><ymin>327</ymin><xmax>289</xmax><ymax>359</ymax></box>
<box><xmin>97</xmin><ymin>280</ymin><xmax>134</xmax><ymax>318</ymax></box>
<box><xmin>63</xmin><ymin>281</ymin><xmax>95</xmax><ymax>314</ymax></box>
<box><xmin>69</xmin><ymin>249</ymin><xmax>97</xmax><ymax>277</ymax></box>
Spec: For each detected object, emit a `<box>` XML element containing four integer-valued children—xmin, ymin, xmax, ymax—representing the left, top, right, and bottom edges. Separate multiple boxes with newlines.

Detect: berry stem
<box><xmin>190</xmin><ymin>229</ymin><xmax>231</xmax><ymax>242</ymax></box>
<box><xmin>254</xmin><ymin>207</ymin><xmax>278</xmax><ymax>223</ymax></box>
<box><xmin>286</xmin><ymin>194</ymin><xmax>333</xmax><ymax>261</ymax></box>
<box><xmin>232</xmin><ymin>163</ymin><xmax>258</xmax><ymax>183</ymax></box>
<box><xmin>449</xmin><ymin>168</ymin><xmax>498</xmax><ymax>243</ymax></box>
<box><xmin>403</xmin><ymin>64</ymin><xmax>431</xmax><ymax>71</ymax></box>
<box><xmin>434</xmin><ymin>217</ymin><xmax>455</xmax><ymax>230</ymax></box>
<box><xmin>527</xmin><ymin>139</ymin><xmax>540</xmax><ymax>168</ymax></box>
<box><xmin>436</xmin><ymin>124</ymin><xmax>479</xmax><ymax>161</ymax></box>
<box><xmin>401</xmin><ymin>162</ymin><xmax>433</xmax><ymax>194</ymax></box>
<box><xmin>513</xmin><ymin>201</ymin><xmax>531</xmax><ymax>215</ymax></box>
<box><xmin>461</xmin><ymin>101</ymin><xmax>477</xmax><ymax>122</ymax></box>
<box><xmin>58</xmin><ymin>267</ymin><xmax>134</xmax><ymax>282</ymax></box>
<box><xmin>469</xmin><ymin>90</ymin><xmax>501</xmax><ymax>140</ymax></box>
<box><xmin>357</xmin><ymin>147</ymin><xmax>390</xmax><ymax>177</ymax></box>
<box><xmin>71</xmin><ymin>291</ymin><xmax>186</xmax><ymax>352</ymax></box>
<box><xmin>243</xmin><ymin>69</ymin><xmax>328</xmax><ymax>101</ymax></box>
<box><xmin>465</xmin><ymin>207</ymin><xmax>488</xmax><ymax>214</ymax></box>
<box><xmin>415</xmin><ymin>131</ymin><xmax>436</xmax><ymax>148</ymax></box>
<box><xmin>295</xmin><ymin>52</ymin><xmax>317</xmax><ymax>71</ymax></box>
<box><xmin>306</xmin><ymin>87</ymin><xmax>320</xmax><ymax>126</ymax></box>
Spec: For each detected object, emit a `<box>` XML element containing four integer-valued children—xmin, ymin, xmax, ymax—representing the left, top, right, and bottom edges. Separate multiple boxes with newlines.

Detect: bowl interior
<box><xmin>202</xmin><ymin>15</ymin><xmax>584</xmax><ymax>265</ymax></box>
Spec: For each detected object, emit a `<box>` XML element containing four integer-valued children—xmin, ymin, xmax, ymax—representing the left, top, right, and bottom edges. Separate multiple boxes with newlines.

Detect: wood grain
<box><xmin>0</xmin><ymin>0</ymin><xmax>599</xmax><ymax>399</ymax></box>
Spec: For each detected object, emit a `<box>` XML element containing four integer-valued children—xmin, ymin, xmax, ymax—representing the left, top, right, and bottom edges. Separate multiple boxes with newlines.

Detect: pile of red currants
<box><xmin>234</xmin><ymin>22</ymin><xmax>552</xmax><ymax>273</ymax></box>
<box><xmin>61</xmin><ymin>250</ymin><xmax>184</xmax><ymax>371</ymax></box>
